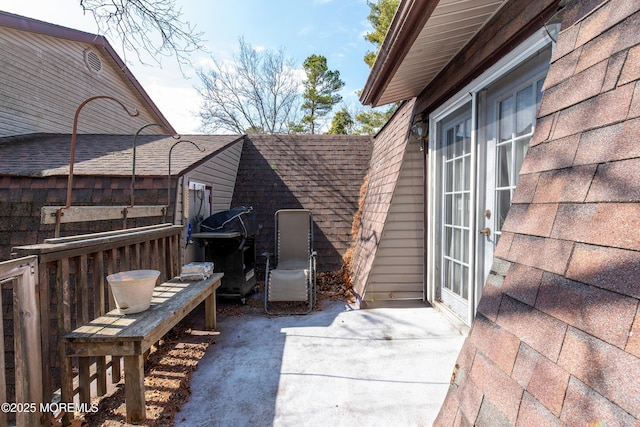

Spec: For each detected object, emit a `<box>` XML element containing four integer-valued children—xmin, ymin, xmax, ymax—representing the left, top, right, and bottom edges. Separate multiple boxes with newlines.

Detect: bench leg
<box><xmin>205</xmin><ymin>289</ymin><xmax>217</xmax><ymax>330</ymax></box>
<box><xmin>124</xmin><ymin>355</ymin><xmax>146</xmax><ymax>424</ymax></box>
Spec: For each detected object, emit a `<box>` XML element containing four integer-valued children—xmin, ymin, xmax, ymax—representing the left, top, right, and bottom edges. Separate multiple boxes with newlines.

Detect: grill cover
<box><xmin>199</xmin><ymin>206</ymin><xmax>258</xmax><ymax>237</ymax></box>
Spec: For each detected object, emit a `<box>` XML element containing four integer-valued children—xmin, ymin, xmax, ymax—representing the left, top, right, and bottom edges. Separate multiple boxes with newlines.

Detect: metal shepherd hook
<box><xmin>167</xmin><ymin>140</ymin><xmax>206</xmax><ymax>218</ymax></box>
<box><xmin>131</xmin><ymin>123</ymin><xmax>180</xmax><ymax>207</ymax></box>
<box><xmin>66</xmin><ymin>96</ymin><xmax>139</xmax><ymax>208</ymax></box>
<box><xmin>57</xmin><ymin>96</ymin><xmax>139</xmax><ymax>237</ymax></box>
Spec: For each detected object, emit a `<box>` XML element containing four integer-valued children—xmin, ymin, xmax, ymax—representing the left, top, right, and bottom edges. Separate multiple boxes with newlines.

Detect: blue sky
<box><xmin>0</xmin><ymin>0</ymin><xmax>376</xmax><ymax>133</ymax></box>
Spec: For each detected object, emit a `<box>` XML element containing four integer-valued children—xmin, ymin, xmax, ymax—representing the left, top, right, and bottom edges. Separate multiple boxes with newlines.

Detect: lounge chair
<box><xmin>264</xmin><ymin>209</ymin><xmax>316</xmax><ymax>314</ymax></box>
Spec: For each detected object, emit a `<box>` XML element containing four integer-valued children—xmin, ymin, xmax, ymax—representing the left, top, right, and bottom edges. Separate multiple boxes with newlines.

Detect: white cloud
<box><xmin>137</xmin><ymin>75</ymin><xmax>203</xmax><ymax>134</ymax></box>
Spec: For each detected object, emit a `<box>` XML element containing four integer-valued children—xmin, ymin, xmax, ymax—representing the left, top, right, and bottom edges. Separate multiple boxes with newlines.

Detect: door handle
<box><xmin>479</xmin><ymin>227</ymin><xmax>491</xmax><ymax>236</ymax></box>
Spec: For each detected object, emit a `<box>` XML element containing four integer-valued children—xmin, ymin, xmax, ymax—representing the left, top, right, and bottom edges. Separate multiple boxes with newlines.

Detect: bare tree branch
<box><xmin>196</xmin><ymin>38</ymin><xmax>302</xmax><ymax>134</ymax></box>
<box><xmin>79</xmin><ymin>0</ymin><xmax>205</xmax><ymax>68</ymax></box>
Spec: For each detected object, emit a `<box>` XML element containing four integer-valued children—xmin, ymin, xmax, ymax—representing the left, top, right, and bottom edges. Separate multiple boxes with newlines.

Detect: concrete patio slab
<box><xmin>176</xmin><ymin>300</ymin><xmax>466</xmax><ymax>427</ymax></box>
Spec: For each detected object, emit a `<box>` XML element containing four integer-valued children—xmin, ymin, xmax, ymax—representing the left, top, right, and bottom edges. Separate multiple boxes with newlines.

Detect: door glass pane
<box><xmin>537</xmin><ymin>79</ymin><xmax>544</xmax><ymax>104</ymax></box>
<box><xmin>462</xmin><ymin>230</ymin><xmax>469</xmax><ymax>263</ymax></box>
<box><xmin>452</xmin><ymin>263</ymin><xmax>460</xmax><ymax>294</ymax></box>
<box><xmin>463</xmin><ymin>194</ymin><xmax>469</xmax><ymax>227</ymax></box>
<box><xmin>497</xmin><ymin>144</ymin><xmax>512</xmax><ymax>187</ymax></box>
<box><xmin>444</xmin><ymin>259</ymin><xmax>453</xmax><ymax>291</ymax></box>
<box><xmin>454</xmin><ymin>124</ymin><xmax>464</xmax><ymax>157</ymax></box>
<box><xmin>496</xmin><ymin>189</ymin><xmax>511</xmax><ymax>232</ymax></box>
<box><xmin>452</xmin><ymin>228</ymin><xmax>461</xmax><ymax>261</ymax></box>
<box><xmin>516</xmin><ymin>85</ymin><xmax>534</xmax><ymax>137</ymax></box>
<box><xmin>514</xmin><ymin>137</ymin><xmax>531</xmax><ymax>184</ymax></box>
<box><xmin>445</xmin><ymin>160</ymin><xmax>453</xmax><ymax>191</ymax></box>
<box><xmin>454</xmin><ymin>195</ymin><xmax>462</xmax><ymax>226</ymax></box>
<box><xmin>446</xmin><ymin>128</ymin><xmax>454</xmax><ymax>158</ymax></box>
<box><xmin>445</xmin><ymin>227</ymin><xmax>452</xmax><ymax>257</ymax></box>
<box><xmin>464</xmin><ymin>118</ymin><xmax>472</xmax><ymax>154</ymax></box>
<box><xmin>499</xmin><ymin>96</ymin><xmax>514</xmax><ymax>142</ymax></box>
<box><xmin>463</xmin><ymin>155</ymin><xmax>470</xmax><ymax>191</ymax></box>
<box><xmin>445</xmin><ymin>195</ymin><xmax>452</xmax><ymax>224</ymax></box>
<box><xmin>462</xmin><ymin>266</ymin><xmax>469</xmax><ymax>299</ymax></box>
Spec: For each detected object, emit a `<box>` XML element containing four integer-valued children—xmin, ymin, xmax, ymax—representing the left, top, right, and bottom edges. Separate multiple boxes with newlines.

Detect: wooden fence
<box><xmin>8</xmin><ymin>223</ymin><xmax>182</xmax><ymax>426</ymax></box>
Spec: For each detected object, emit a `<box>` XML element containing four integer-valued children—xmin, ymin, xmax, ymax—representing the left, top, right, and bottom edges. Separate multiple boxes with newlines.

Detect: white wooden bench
<box><xmin>62</xmin><ymin>273</ymin><xmax>223</xmax><ymax>424</ymax></box>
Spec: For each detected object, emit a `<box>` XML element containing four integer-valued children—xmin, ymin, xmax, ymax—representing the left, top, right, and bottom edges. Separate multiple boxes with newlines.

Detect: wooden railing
<box><xmin>10</xmin><ymin>223</ymin><xmax>183</xmax><ymax>426</ymax></box>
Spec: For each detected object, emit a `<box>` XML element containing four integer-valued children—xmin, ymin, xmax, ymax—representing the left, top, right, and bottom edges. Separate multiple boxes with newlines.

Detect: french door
<box><xmin>430</xmin><ymin>43</ymin><xmax>551</xmax><ymax>325</ymax></box>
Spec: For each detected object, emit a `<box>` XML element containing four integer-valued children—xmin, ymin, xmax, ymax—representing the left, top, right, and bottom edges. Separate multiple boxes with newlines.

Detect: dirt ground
<box><xmin>60</xmin><ymin>272</ymin><xmax>352</xmax><ymax>427</ymax></box>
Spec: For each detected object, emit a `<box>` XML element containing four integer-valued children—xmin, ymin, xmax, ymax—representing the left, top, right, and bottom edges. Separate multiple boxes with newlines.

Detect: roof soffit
<box><xmin>361</xmin><ymin>0</ymin><xmax>508</xmax><ymax>107</ymax></box>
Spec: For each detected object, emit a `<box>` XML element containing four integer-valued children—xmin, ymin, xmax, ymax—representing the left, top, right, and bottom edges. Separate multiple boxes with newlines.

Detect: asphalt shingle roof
<box><xmin>0</xmin><ymin>134</ymin><xmax>242</xmax><ymax>177</ymax></box>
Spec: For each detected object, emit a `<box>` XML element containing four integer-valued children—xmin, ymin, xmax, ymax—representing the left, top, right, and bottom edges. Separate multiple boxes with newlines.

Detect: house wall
<box><xmin>350</xmin><ymin>99</ymin><xmax>416</xmax><ymax>299</ymax></box>
<box><xmin>435</xmin><ymin>0</ymin><xmax>640</xmax><ymax>424</ymax></box>
<box><xmin>364</xmin><ymin>136</ymin><xmax>424</xmax><ymax>301</ymax></box>
<box><xmin>0</xmin><ymin>175</ymin><xmax>173</xmax><ymax>261</ymax></box>
<box><xmin>0</xmin><ymin>25</ymin><xmax>161</xmax><ymax>136</ymax></box>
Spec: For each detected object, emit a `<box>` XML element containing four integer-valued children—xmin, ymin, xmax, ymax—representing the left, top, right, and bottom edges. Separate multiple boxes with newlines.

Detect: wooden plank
<box><xmin>40</xmin><ymin>205</ymin><xmax>167</xmax><ymax>224</ymax></box>
<box><xmin>151</xmin><ymin>239</ymin><xmax>160</xmax><ymax>280</ymax></box>
<box><xmin>79</xmin><ymin>255</ymin><xmax>89</xmax><ymax>323</ymax></box>
<box><xmin>108</xmin><ymin>249</ymin><xmax>120</xmax><ymax>383</ymax></box>
<box><xmin>78</xmin><ymin>255</ymin><xmax>92</xmax><ymax>404</ymax></box>
<box><xmin>124</xmin><ymin>245</ymin><xmax>132</xmax><ymax>271</ymax></box>
<box><xmin>43</xmin><ymin>224</ymin><xmax>174</xmax><ymax>244</ymax></box>
<box><xmin>93</xmin><ymin>251</ymin><xmax>107</xmax><ymax>396</ymax></box>
<box><xmin>65</xmin><ymin>341</ymin><xmax>138</xmax><ymax>358</ymax></box>
<box><xmin>167</xmin><ymin>236</ymin><xmax>174</xmax><ymax>279</ymax></box>
<box><xmin>107</xmin><ymin>249</ymin><xmax>117</xmax><ymax>311</ymax></box>
<box><xmin>129</xmin><ymin>243</ymin><xmax>141</xmax><ymax>270</ymax></box>
<box><xmin>58</xmin><ymin>258</ymin><xmax>73</xmax><ymax>427</ymax></box>
<box><xmin>173</xmin><ymin>235</ymin><xmax>181</xmax><ymax>278</ymax></box>
<box><xmin>13</xmin><ymin>225</ymin><xmax>183</xmax><ymax>262</ymax></box>
<box><xmin>0</xmin><ymin>279</ymin><xmax>6</xmax><ymax>427</ymax></box>
<box><xmin>142</xmin><ymin>241</ymin><xmax>150</xmax><ymax>270</ymax></box>
<box><xmin>158</xmin><ymin>238</ymin><xmax>167</xmax><ymax>283</ymax></box>
<box><xmin>39</xmin><ymin>262</ymin><xmax>52</xmax><ymax>427</ymax></box>
<box><xmin>94</xmin><ymin>251</ymin><xmax>106</xmax><ymax>315</ymax></box>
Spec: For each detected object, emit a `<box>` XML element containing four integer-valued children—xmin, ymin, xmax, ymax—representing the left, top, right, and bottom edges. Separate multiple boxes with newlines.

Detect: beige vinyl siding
<box><xmin>187</xmin><ymin>140</ymin><xmax>243</xmax><ymax>213</ymax></box>
<box><xmin>0</xmin><ymin>26</ymin><xmax>160</xmax><ymax>136</ymax></box>
<box><xmin>175</xmin><ymin>140</ymin><xmax>243</xmax><ymax>264</ymax></box>
<box><xmin>364</xmin><ymin>146</ymin><xmax>424</xmax><ymax>301</ymax></box>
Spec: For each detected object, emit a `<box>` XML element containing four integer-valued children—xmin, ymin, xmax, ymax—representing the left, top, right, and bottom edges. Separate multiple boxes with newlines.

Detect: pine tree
<box><xmin>328</xmin><ymin>107</ymin><xmax>355</xmax><ymax>135</ymax></box>
<box><xmin>301</xmin><ymin>55</ymin><xmax>345</xmax><ymax>134</ymax></box>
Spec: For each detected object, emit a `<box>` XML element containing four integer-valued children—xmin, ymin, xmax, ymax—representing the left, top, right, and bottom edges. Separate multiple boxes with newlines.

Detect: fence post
<box><xmin>0</xmin><ymin>256</ymin><xmax>43</xmax><ymax>426</ymax></box>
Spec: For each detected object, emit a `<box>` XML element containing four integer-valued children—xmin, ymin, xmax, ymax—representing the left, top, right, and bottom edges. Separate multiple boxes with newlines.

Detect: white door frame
<box><xmin>426</xmin><ymin>28</ymin><xmax>554</xmax><ymax>325</ymax></box>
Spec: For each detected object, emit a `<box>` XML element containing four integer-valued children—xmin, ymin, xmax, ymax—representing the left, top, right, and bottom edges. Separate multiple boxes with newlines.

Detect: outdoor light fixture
<box><xmin>411</xmin><ymin>113</ymin><xmax>428</xmax><ymax>151</ymax></box>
